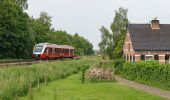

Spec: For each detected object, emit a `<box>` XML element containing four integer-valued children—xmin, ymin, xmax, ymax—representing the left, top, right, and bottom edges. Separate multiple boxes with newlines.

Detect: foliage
<box><xmin>31</xmin><ymin>12</ymin><xmax>53</xmax><ymax>43</ymax></box>
<box><xmin>111</xmin><ymin>7</ymin><xmax>128</xmax><ymax>59</ymax></box>
<box><xmin>99</xmin><ymin>7</ymin><xmax>128</xmax><ymax>59</ymax></box>
<box><xmin>16</xmin><ymin>0</ymin><xmax>28</xmax><ymax>9</ymax></box>
<box><xmin>72</xmin><ymin>34</ymin><xmax>93</xmax><ymax>55</ymax></box>
<box><xmin>81</xmin><ymin>65</ymin><xmax>89</xmax><ymax>83</ymax></box>
<box><xmin>113</xmin><ymin>58</ymin><xmax>125</xmax><ymax>74</ymax></box>
<box><xmin>99</xmin><ymin>26</ymin><xmax>113</xmax><ymax>59</ymax></box>
<box><xmin>118</xmin><ymin>61</ymin><xmax>170</xmax><ymax>90</ymax></box>
<box><xmin>0</xmin><ymin>58</ymin><xmax>99</xmax><ymax>100</ymax></box>
<box><xmin>19</xmin><ymin>74</ymin><xmax>167</xmax><ymax>100</ymax></box>
<box><xmin>0</xmin><ymin>0</ymin><xmax>35</xmax><ymax>59</ymax></box>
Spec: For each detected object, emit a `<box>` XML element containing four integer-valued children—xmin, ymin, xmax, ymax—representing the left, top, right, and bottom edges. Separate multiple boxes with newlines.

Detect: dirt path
<box><xmin>115</xmin><ymin>76</ymin><xmax>170</xmax><ymax>99</ymax></box>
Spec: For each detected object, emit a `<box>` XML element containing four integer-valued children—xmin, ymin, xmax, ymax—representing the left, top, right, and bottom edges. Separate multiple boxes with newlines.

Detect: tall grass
<box><xmin>0</xmin><ymin>58</ymin><xmax>99</xmax><ymax>100</ymax></box>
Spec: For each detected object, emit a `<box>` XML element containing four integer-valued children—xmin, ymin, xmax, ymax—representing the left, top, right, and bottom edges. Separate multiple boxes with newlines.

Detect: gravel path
<box><xmin>115</xmin><ymin>76</ymin><xmax>170</xmax><ymax>99</ymax></box>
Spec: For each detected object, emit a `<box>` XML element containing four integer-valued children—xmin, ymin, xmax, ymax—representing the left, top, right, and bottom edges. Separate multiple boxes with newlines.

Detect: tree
<box><xmin>0</xmin><ymin>0</ymin><xmax>34</xmax><ymax>58</ymax></box>
<box><xmin>111</xmin><ymin>7</ymin><xmax>128</xmax><ymax>59</ymax></box>
<box><xmin>16</xmin><ymin>0</ymin><xmax>28</xmax><ymax>9</ymax></box>
<box><xmin>31</xmin><ymin>12</ymin><xmax>53</xmax><ymax>43</ymax></box>
<box><xmin>99</xmin><ymin>7</ymin><xmax>128</xmax><ymax>59</ymax></box>
<box><xmin>99</xmin><ymin>26</ymin><xmax>113</xmax><ymax>59</ymax></box>
<box><xmin>72</xmin><ymin>34</ymin><xmax>93</xmax><ymax>55</ymax></box>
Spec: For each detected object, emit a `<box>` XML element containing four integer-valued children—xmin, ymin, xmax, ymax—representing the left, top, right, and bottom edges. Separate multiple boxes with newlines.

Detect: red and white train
<box><xmin>32</xmin><ymin>43</ymin><xmax>75</xmax><ymax>59</ymax></box>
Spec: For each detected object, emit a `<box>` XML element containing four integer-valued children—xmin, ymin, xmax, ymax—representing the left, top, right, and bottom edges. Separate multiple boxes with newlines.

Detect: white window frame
<box><xmin>145</xmin><ymin>55</ymin><xmax>154</xmax><ymax>61</ymax></box>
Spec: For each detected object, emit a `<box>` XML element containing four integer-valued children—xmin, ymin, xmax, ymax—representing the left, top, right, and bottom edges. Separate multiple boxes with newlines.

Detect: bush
<box><xmin>113</xmin><ymin>58</ymin><xmax>125</xmax><ymax>74</ymax></box>
<box><xmin>119</xmin><ymin>61</ymin><xmax>170</xmax><ymax>89</ymax></box>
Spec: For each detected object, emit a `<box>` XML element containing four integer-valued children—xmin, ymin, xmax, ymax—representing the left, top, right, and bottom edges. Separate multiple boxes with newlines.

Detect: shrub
<box><xmin>119</xmin><ymin>61</ymin><xmax>170</xmax><ymax>89</ymax></box>
<box><xmin>113</xmin><ymin>58</ymin><xmax>125</xmax><ymax>74</ymax></box>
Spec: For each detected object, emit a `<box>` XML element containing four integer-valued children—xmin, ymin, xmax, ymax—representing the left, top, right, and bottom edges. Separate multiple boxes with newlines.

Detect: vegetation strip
<box><xmin>0</xmin><ymin>58</ymin><xmax>98</xmax><ymax>100</ymax></box>
<box><xmin>19</xmin><ymin>74</ymin><xmax>167</xmax><ymax>100</ymax></box>
<box><xmin>114</xmin><ymin>60</ymin><xmax>170</xmax><ymax>90</ymax></box>
<box><xmin>115</xmin><ymin>76</ymin><xmax>170</xmax><ymax>99</ymax></box>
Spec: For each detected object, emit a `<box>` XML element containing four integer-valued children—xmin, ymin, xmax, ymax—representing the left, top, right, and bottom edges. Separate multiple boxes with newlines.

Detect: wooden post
<box><xmin>38</xmin><ymin>78</ymin><xmax>40</xmax><ymax>91</ymax></box>
<box><xmin>28</xmin><ymin>82</ymin><xmax>33</xmax><ymax>100</ymax></box>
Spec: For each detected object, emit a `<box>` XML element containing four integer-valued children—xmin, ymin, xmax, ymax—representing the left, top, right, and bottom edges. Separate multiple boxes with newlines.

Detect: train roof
<box><xmin>35</xmin><ymin>43</ymin><xmax>75</xmax><ymax>49</ymax></box>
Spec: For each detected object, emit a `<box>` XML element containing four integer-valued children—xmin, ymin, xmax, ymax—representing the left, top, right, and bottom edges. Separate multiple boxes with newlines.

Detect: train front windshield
<box><xmin>34</xmin><ymin>46</ymin><xmax>43</xmax><ymax>53</ymax></box>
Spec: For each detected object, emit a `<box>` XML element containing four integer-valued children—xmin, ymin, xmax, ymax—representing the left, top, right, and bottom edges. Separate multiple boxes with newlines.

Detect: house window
<box><xmin>133</xmin><ymin>55</ymin><xmax>135</xmax><ymax>62</ymax></box>
<box><xmin>154</xmin><ymin>55</ymin><xmax>159</xmax><ymax>60</ymax></box>
<box><xmin>145</xmin><ymin>55</ymin><xmax>154</xmax><ymax>61</ymax></box>
<box><xmin>130</xmin><ymin>55</ymin><xmax>132</xmax><ymax>61</ymax></box>
<box><xmin>140</xmin><ymin>55</ymin><xmax>145</xmax><ymax>60</ymax></box>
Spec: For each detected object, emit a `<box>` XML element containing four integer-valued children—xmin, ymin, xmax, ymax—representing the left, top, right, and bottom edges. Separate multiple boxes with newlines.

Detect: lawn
<box><xmin>19</xmin><ymin>74</ymin><xmax>168</xmax><ymax>100</ymax></box>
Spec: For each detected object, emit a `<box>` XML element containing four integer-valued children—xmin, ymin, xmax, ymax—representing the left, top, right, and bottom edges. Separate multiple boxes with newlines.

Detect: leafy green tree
<box><xmin>47</xmin><ymin>30</ymin><xmax>73</xmax><ymax>45</ymax></box>
<box><xmin>72</xmin><ymin>34</ymin><xmax>93</xmax><ymax>55</ymax></box>
<box><xmin>111</xmin><ymin>7</ymin><xmax>128</xmax><ymax>59</ymax></box>
<box><xmin>99</xmin><ymin>26</ymin><xmax>113</xmax><ymax>59</ymax></box>
<box><xmin>16</xmin><ymin>0</ymin><xmax>28</xmax><ymax>9</ymax></box>
<box><xmin>0</xmin><ymin>0</ymin><xmax>34</xmax><ymax>59</ymax></box>
<box><xmin>31</xmin><ymin>12</ymin><xmax>53</xmax><ymax>43</ymax></box>
<box><xmin>99</xmin><ymin>7</ymin><xmax>128</xmax><ymax>59</ymax></box>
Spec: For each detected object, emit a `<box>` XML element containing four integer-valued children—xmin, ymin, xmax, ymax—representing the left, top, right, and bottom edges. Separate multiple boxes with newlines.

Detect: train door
<box><xmin>56</xmin><ymin>48</ymin><xmax>59</xmax><ymax>57</ymax></box>
<box><xmin>49</xmin><ymin>48</ymin><xmax>53</xmax><ymax>58</ymax></box>
<box><xmin>69</xmin><ymin>49</ymin><xmax>70</xmax><ymax>57</ymax></box>
<box><xmin>59</xmin><ymin>48</ymin><xmax>63</xmax><ymax>57</ymax></box>
<box><xmin>52</xmin><ymin>48</ymin><xmax>55</xmax><ymax>58</ymax></box>
<box><xmin>54</xmin><ymin>48</ymin><xmax>57</xmax><ymax>57</ymax></box>
<box><xmin>44</xmin><ymin>48</ymin><xmax>49</xmax><ymax>58</ymax></box>
<box><xmin>63</xmin><ymin>49</ymin><xmax>67</xmax><ymax>57</ymax></box>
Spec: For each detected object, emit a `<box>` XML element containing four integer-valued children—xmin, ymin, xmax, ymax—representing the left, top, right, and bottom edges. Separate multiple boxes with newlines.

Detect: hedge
<box><xmin>115</xmin><ymin>60</ymin><xmax>170</xmax><ymax>90</ymax></box>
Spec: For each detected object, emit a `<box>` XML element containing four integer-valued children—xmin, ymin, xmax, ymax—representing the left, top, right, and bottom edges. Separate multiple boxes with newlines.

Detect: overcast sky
<box><xmin>26</xmin><ymin>0</ymin><xmax>170</xmax><ymax>50</ymax></box>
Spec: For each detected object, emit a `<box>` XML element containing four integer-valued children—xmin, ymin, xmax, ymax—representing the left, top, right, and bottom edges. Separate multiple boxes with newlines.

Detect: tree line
<box><xmin>99</xmin><ymin>7</ymin><xmax>128</xmax><ymax>59</ymax></box>
<box><xmin>0</xmin><ymin>0</ymin><xmax>93</xmax><ymax>59</ymax></box>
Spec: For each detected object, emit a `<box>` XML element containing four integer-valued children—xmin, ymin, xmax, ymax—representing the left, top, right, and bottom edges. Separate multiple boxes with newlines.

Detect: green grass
<box><xmin>0</xmin><ymin>57</ymin><xmax>99</xmax><ymax>100</ymax></box>
<box><xmin>19</xmin><ymin>74</ymin><xmax>168</xmax><ymax>100</ymax></box>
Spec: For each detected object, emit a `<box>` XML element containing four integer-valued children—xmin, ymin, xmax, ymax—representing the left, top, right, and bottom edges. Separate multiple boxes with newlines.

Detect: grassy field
<box><xmin>19</xmin><ymin>74</ymin><xmax>167</xmax><ymax>100</ymax></box>
<box><xmin>0</xmin><ymin>57</ymin><xmax>99</xmax><ymax>100</ymax></box>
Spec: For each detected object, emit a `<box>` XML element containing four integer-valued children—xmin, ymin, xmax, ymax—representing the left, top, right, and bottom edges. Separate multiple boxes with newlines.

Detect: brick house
<box><xmin>123</xmin><ymin>20</ymin><xmax>170</xmax><ymax>63</ymax></box>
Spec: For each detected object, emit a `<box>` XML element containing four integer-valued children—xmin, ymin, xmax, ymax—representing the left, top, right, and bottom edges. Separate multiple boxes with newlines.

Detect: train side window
<box><xmin>44</xmin><ymin>48</ymin><xmax>48</xmax><ymax>53</ymax></box>
<box><xmin>70</xmin><ymin>50</ymin><xmax>73</xmax><ymax>54</ymax></box>
<box><xmin>53</xmin><ymin>48</ymin><xmax>55</xmax><ymax>53</ymax></box>
<box><xmin>55</xmin><ymin>48</ymin><xmax>57</xmax><ymax>53</ymax></box>
<box><xmin>49</xmin><ymin>48</ymin><xmax>52</xmax><ymax>53</ymax></box>
<box><xmin>56</xmin><ymin>48</ymin><xmax>59</xmax><ymax>53</ymax></box>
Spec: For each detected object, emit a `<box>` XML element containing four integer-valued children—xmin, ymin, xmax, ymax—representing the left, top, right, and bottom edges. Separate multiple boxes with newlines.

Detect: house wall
<box><xmin>123</xmin><ymin>31</ymin><xmax>170</xmax><ymax>63</ymax></box>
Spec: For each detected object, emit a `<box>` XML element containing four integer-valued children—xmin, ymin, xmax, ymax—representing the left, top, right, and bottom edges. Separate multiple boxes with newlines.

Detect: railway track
<box><xmin>0</xmin><ymin>57</ymin><xmax>81</xmax><ymax>67</ymax></box>
<box><xmin>0</xmin><ymin>60</ymin><xmax>41</xmax><ymax>67</ymax></box>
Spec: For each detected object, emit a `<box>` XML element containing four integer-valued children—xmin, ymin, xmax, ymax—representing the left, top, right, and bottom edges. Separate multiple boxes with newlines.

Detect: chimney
<box><xmin>151</xmin><ymin>19</ymin><xmax>160</xmax><ymax>29</ymax></box>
